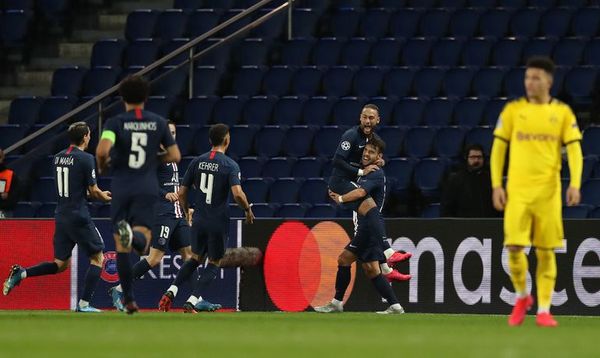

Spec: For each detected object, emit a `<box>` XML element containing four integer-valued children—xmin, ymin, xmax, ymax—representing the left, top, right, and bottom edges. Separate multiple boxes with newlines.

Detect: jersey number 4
<box><xmin>56</xmin><ymin>166</ymin><xmax>69</xmax><ymax>197</ymax></box>
<box><xmin>199</xmin><ymin>172</ymin><xmax>214</xmax><ymax>204</ymax></box>
<box><xmin>129</xmin><ymin>132</ymin><xmax>147</xmax><ymax>169</ymax></box>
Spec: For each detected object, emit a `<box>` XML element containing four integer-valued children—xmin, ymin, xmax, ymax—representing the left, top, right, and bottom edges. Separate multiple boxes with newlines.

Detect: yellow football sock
<box><xmin>535</xmin><ymin>248</ymin><xmax>557</xmax><ymax>313</ymax></box>
<box><xmin>508</xmin><ymin>249</ymin><xmax>528</xmax><ymax>298</ymax></box>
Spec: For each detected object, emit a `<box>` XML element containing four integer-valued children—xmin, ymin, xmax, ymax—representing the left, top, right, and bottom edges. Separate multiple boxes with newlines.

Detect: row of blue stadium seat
<box><xmin>43</xmin><ymin>64</ymin><xmax>598</xmax><ymax>101</ymax></box>
<box><xmin>0</xmin><ymin>9</ymin><xmax>30</xmax><ymax>47</ymax></box>
<box><xmin>123</xmin><ymin>6</ymin><xmax>600</xmax><ymax>41</ymax></box>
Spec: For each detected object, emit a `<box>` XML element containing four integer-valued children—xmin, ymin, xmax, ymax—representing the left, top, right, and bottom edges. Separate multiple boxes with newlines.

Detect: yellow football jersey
<box><xmin>494</xmin><ymin>97</ymin><xmax>582</xmax><ymax>198</ymax></box>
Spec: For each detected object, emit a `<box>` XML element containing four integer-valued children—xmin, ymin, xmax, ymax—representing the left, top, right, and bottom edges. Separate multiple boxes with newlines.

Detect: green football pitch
<box><xmin>0</xmin><ymin>311</ymin><xmax>598</xmax><ymax>358</ymax></box>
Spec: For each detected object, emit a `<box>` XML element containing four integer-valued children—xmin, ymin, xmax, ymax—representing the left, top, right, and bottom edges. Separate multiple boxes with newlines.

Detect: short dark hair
<box><xmin>526</xmin><ymin>56</ymin><xmax>555</xmax><ymax>75</ymax></box>
<box><xmin>366</xmin><ymin>136</ymin><xmax>386</xmax><ymax>154</ymax></box>
<box><xmin>119</xmin><ymin>75</ymin><xmax>150</xmax><ymax>104</ymax></box>
<box><xmin>363</xmin><ymin>103</ymin><xmax>380</xmax><ymax>115</ymax></box>
<box><xmin>465</xmin><ymin>143</ymin><xmax>485</xmax><ymax>157</ymax></box>
<box><xmin>209</xmin><ymin>123</ymin><xmax>230</xmax><ymax>147</ymax></box>
<box><xmin>167</xmin><ymin>120</ymin><xmax>176</xmax><ymax>127</ymax></box>
<box><xmin>68</xmin><ymin>122</ymin><xmax>90</xmax><ymax>145</ymax></box>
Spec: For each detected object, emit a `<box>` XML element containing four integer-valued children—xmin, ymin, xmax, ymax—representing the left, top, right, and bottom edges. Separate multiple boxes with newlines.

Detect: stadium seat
<box><xmin>383</xmin><ymin>67</ymin><xmax>416</xmax><ymax>97</ymax></box>
<box><xmin>175</xmin><ymin>125</ymin><xmax>195</xmax><ymax>156</ymax></box>
<box><xmin>551</xmin><ymin>65</ymin><xmax>569</xmax><ymax>97</ymax></box>
<box><xmin>203</xmin><ymin>0</ymin><xmax>235</xmax><ymax>9</ymax></box>
<box><xmin>236</xmin><ymin>38</ymin><xmax>270</xmax><ymax>66</ymax></box>
<box><xmin>292</xmin><ymin>8</ymin><xmax>319</xmax><ymax>38</ymax></box>
<box><xmin>51</xmin><ymin>66</ymin><xmax>87</xmax><ymax>97</ymax></box>
<box><xmin>31</xmin><ymin>177</ymin><xmax>56</xmax><ymax>202</ymax></box>
<box><xmin>584</xmin><ymin>38</ymin><xmax>600</xmax><ymax>66</ymax></box>
<box><xmin>0</xmin><ymin>10</ymin><xmax>29</xmax><ymax>47</ymax></box>
<box><xmin>420</xmin><ymin>9</ymin><xmax>451</xmax><ymax>37</ymax></box>
<box><xmin>8</xmin><ymin>96</ymin><xmax>42</xmax><ymax>127</ymax></box>
<box><xmin>196</xmin><ymin>38</ymin><xmax>231</xmax><ymax>70</ymax></box>
<box><xmin>13</xmin><ymin>202</ymin><xmax>37</xmax><ymax>218</ymax></box>
<box><xmin>443</xmin><ymin>67</ymin><xmax>475</xmax><ymax>98</ymax></box>
<box><xmin>562</xmin><ymin>205</ymin><xmax>591</xmax><ymax>219</ymax></box>
<box><xmin>251</xmin><ymin>203</ymin><xmax>276</xmax><ymax>218</ymax></box>
<box><xmin>155</xmin><ymin>9</ymin><xmax>188</xmax><ymax>41</ymax></box>
<box><xmin>510</xmin><ymin>8</ymin><xmax>543</xmax><ymax>37</ymax></box>
<box><xmin>272</xmin><ymin>95</ymin><xmax>305</xmax><ymax>125</ymax></box>
<box><xmin>152</xmin><ymin>66</ymin><xmax>187</xmax><ymax>97</ymax></box>
<box><xmin>302</xmin><ymin>96</ymin><xmax>335</xmax><ymax>126</ymax></box>
<box><xmin>292</xmin><ymin>66</ymin><xmax>324</xmax><ymax>97</ymax></box>
<box><xmin>262</xmin><ymin>157</ymin><xmax>294</xmax><ymax>178</ymax></box>
<box><xmin>540</xmin><ymin>8</ymin><xmax>573</xmax><ymax>38</ymax></box>
<box><xmin>238</xmin><ymin>157</ymin><xmax>263</xmax><ymax>179</ymax></box>
<box><xmin>378</xmin><ymin>126</ymin><xmax>405</xmax><ymax>157</ymax></box>
<box><xmin>251</xmin><ymin>8</ymin><xmax>286</xmax><ymax>39</ymax></box>
<box><xmin>359</xmin><ymin>8</ymin><xmax>391</xmax><ymax>38</ymax></box>
<box><xmin>183</xmin><ymin>96</ymin><xmax>217</xmax><ymax>125</ymax></box>
<box><xmin>522</xmin><ymin>37</ymin><xmax>557</xmax><ymax>61</ymax></box>
<box><xmin>82</xmin><ymin>67</ymin><xmax>118</xmax><ymax>97</ymax></box>
<box><xmin>91</xmin><ymin>39</ymin><xmax>125</xmax><ymax>68</ymax></box>
<box><xmin>564</xmin><ymin>67</ymin><xmax>597</xmax><ymax>100</ymax></box>
<box><xmin>322</xmin><ymin>66</ymin><xmax>356</xmax><ymax>97</ymax></box>
<box><xmin>431</xmin><ymin>38</ymin><xmax>465</xmax><ymax>67</ymax></box>
<box><xmin>232</xmin><ymin>66</ymin><xmax>266</xmax><ymax>96</ymax></box>
<box><xmin>414</xmin><ymin>158</ymin><xmax>448</xmax><ymax>199</ymax></box>
<box><xmin>0</xmin><ymin>125</ymin><xmax>27</xmax><ymax>151</ymax></box>
<box><xmin>219</xmin><ymin>9</ymin><xmax>252</xmax><ymax>37</ymax></box>
<box><xmin>492</xmin><ymin>38</ymin><xmax>525</xmax><ymax>67</ymax></box>
<box><xmin>454</xmin><ymin>98</ymin><xmax>487</xmax><ymax>128</ymax></box>
<box><xmin>422</xmin><ymin>203</ymin><xmax>441</xmax><ymax>218</ymax></box>
<box><xmin>581</xmin><ymin>179</ymin><xmax>600</xmax><ymax>206</ymax></box>
<box><xmin>479</xmin><ymin>9</ymin><xmax>512</xmax><ymax>38</ymax></box>
<box><xmin>281</xmin><ymin>37</ymin><xmax>315</xmax><ymax>66</ymax></box>
<box><xmin>283</xmin><ymin>126</ymin><xmax>315</xmax><ymax>157</ymax></box>
<box><xmin>270</xmin><ymin>178</ymin><xmax>302</xmax><ymax>203</ymax></box>
<box><xmin>299</xmin><ymin>178</ymin><xmax>329</xmax><ymax>204</ymax></box>
<box><xmin>213</xmin><ymin>96</ymin><xmax>247</xmax><ymax>126</ymax></box>
<box><xmin>423</xmin><ymin>98</ymin><xmax>457</xmax><ymax>127</ymax></box>
<box><xmin>582</xmin><ymin>126</ymin><xmax>600</xmax><ymax>156</ymax></box>
<box><xmin>306</xmin><ymin>204</ymin><xmax>338</xmax><ymax>218</ymax></box>
<box><xmin>146</xmin><ymin>96</ymin><xmax>174</xmax><ymax>119</ymax></box>
<box><xmin>434</xmin><ymin>126</ymin><xmax>466</xmax><ymax>158</ymax></box>
<box><xmin>243</xmin><ymin>178</ymin><xmax>272</xmax><ymax>203</ymax></box>
<box><xmin>311</xmin><ymin>38</ymin><xmax>345</xmax><ymax>66</ymax></box>
<box><xmin>125</xmin><ymin>10</ymin><xmax>158</xmax><ymax>41</ymax></box>
<box><xmin>243</xmin><ymin>96</ymin><xmax>276</xmax><ymax>125</ymax></box>
<box><xmin>187</xmin><ymin>9</ymin><xmax>221</xmax><ymax>38</ymax></box>
<box><xmin>554</xmin><ymin>37</ymin><xmax>587</xmax><ymax>66</ymax></box>
<box><xmin>414</xmin><ymin>67</ymin><xmax>446</xmax><ymax>98</ymax></box>
<box><xmin>263</xmin><ymin>66</ymin><xmax>294</xmax><ymax>96</ymax></box>
<box><xmin>330</xmin><ymin>8</ymin><xmax>362</xmax><ymax>38</ymax></box>
<box><xmin>465</xmin><ymin>126</ymin><xmax>494</xmax><ymax>155</ymax></box>
<box><xmin>462</xmin><ymin>38</ymin><xmax>494</xmax><ymax>67</ymax></box>
<box><xmin>38</xmin><ymin>96</ymin><xmax>75</xmax><ymax>125</ymax></box>
<box><xmin>192</xmin><ymin>66</ymin><xmax>220</xmax><ymax>96</ymax></box>
<box><xmin>255</xmin><ymin>126</ymin><xmax>286</xmax><ymax>157</ymax></box>
<box><xmin>36</xmin><ymin>203</ymin><xmax>57</xmax><ymax>218</ymax></box>
<box><xmin>571</xmin><ymin>8</ymin><xmax>600</xmax><ymax>38</ymax></box>
<box><xmin>503</xmin><ymin>67</ymin><xmax>526</xmax><ymax>98</ymax></box>
<box><xmin>352</xmin><ymin>66</ymin><xmax>385</xmax><ymax>97</ymax></box>
<box><xmin>370</xmin><ymin>38</ymin><xmax>403</xmax><ymax>67</ymax></box>
<box><xmin>313</xmin><ymin>126</ymin><xmax>344</xmax><ymax>157</ymax></box>
<box><xmin>376</xmin><ymin>0</ymin><xmax>407</xmax><ymax>8</ymax></box>
<box><xmin>275</xmin><ymin>203</ymin><xmax>307</xmax><ymax>218</ymax></box>
<box><xmin>439</xmin><ymin>0</ymin><xmax>467</xmax><ymax>7</ymax></box>
<box><xmin>292</xmin><ymin>157</ymin><xmax>323</xmax><ymax>178</ymax></box>
<box><xmin>401</xmin><ymin>38</ymin><xmax>432</xmax><ymax>67</ymax></box>
<box><xmin>332</xmin><ymin>97</ymin><xmax>367</xmax><ymax>126</ymax></box>
<box><xmin>392</xmin><ymin>97</ymin><xmax>426</xmax><ymax>126</ymax></box>
<box><xmin>3</xmin><ymin>0</ymin><xmax>34</xmax><ymax>10</ymax></box>
<box><xmin>389</xmin><ymin>9</ymin><xmax>422</xmax><ymax>38</ymax></box>
<box><xmin>562</xmin><ymin>156</ymin><xmax>596</xmax><ymax>182</ymax></box>
<box><xmin>369</xmin><ymin>97</ymin><xmax>396</xmax><ymax>126</ymax></box>
<box><xmin>404</xmin><ymin>127</ymin><xmax>435</xmax><ymax>158</ymax></box>
<box><xmin>385</xmin><ymin>158</ymin><xmax>414</xmax><ymax>197</ymax></box>
<box><xmin>484</xmin><ymin>98</ymin><xmax>507</xmax><ymax>126</ymax></box>
<box><xmin>473</xmin><ymin>67</ymin><xmax>507</xmax><ymax>98</ymax></box>
<box><xmin>341</xmin><ymin>38</ymin><xmax>372</xmax><ymax>66</ymax></box>
<box><xmin>449</xmin><ymin>8</ymin><xmax>481</xmax><ymax>38</ymax></box>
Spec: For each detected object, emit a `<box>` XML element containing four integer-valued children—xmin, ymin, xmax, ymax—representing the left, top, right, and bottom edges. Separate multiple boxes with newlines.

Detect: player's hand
<box><xmin>566</xmin><ymin>186</ymin><xmax>581</xmax><ymax>206</ymax></box>
<box><xmin>99</xmin><ymin>191</ymin><xmax>111</xmax><ymax>202</ymax></box>
<box><xmin>187</xmin><ymin>209</ymin><xmax>194</xmax><ymax>226</ymax></box>
<box><xmin>245</xmin><ymin>208</ymin><xmax>255</xmax><ymax>224</ymax></box>
<box><xmin>328</xmin><ymin>190</ymin><xmax>341</xmax><ymax>203</ymax></box>
<box><xmin>165</xmin><ymin>192</ymin><xmax>179</xmax><ymax>203</ymax></box>
<box><xmin>492</xmin><ymin>187</ymin><xmax>507</xmax><ymax>211</ymax></box>
<box><xmin>363</xmin><ymin>164</ymin><xmax>379</xmax><ymax>175</ymax></box>
<box><xmin>0</xmin><ymin>192</ymin><xmax>7</xmax><ymax>200</ymax></box>
<box><xmin>376</xmin><ymin>158</ymin><xmax>386</xmax><ymax>167</ymax></box>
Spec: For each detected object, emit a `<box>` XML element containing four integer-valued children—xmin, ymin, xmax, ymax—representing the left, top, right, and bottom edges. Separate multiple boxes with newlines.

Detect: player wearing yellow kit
<box><xmin>490</xmin><ymin>57</ymin><xmax>583</xmax><ymax>327</ymax></box>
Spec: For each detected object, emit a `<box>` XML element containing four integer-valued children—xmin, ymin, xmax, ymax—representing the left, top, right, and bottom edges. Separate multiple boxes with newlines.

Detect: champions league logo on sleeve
<box><xmin>341</xmin><ymin>141</ymin><xmax>351</xmax><ymax>151</ymax></box>
<box><xmin>101</xmin><ymin>251</ymin><xmax>119</xmax><ymax>283</ymax></box>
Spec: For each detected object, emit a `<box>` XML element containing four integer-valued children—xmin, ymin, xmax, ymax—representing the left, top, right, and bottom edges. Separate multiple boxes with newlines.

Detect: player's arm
<box><xmin>158</xmin><ymin>122</ymin><xmax>181</xmax><ymax>163</ymax></box>
<box><xmin>178</xmin><ymin>185</ymin><xmax>191</xmax><ymax>223</ymax></box>
<box><xmin>88</xmin><ymin>184</ymin><xmax>111</xmax><ymax>202</ymax></box>
<box><xmin>329</xmin><ymin>172</ymin><xmax>379</xmax><ymax>204</ymax></box>
<box><xmin>96</xmin><ymin>136</ymin><xmax>114</xmax><ymax>176</ymax></box>
<box><xmin>490</xmin><ymin>104</ymin><xmax>513</xmax><ymax>211</ymax></box>
<box><xmin>563</xmin><ymin>108</ymin><xmax>584</xmax><ymax>206</ymax></box>
<box><xmin>231</xmin><ymin>185</ymin><xmax>254</xmax><ymax>224</ymax></box>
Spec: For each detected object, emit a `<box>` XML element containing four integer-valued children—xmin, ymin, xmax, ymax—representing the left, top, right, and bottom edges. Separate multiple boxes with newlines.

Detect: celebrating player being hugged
<box><xmin>158</xmin><ymin>123</ymin><xmax>255</xmax><ymax>313</ymax></box>
<box><xmin>317</xmin><ymin>137</ymin><xmax>407</xmax><ymax>314</ymax></box>
<box><xmin>328</xmin><ymin>104</ymin><xmax>411</xmax><ymax>282</ymax></box>
<box><xmin>3</xmin><ymin>122</ymin><xmax>111</xmax><ymax>312</ymax></box>
<box><xmin>491</xmin><ymin>57</ymin><xmax>583</xmax><ymax>327</ymax></box>
<box><xmin>96</xmin><ymin>76</ymin><xmax>181</xmax><ymax>314</ymax></box>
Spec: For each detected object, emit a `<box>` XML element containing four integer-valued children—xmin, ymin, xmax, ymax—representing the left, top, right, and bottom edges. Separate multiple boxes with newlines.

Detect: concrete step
<box><xmin>16</xmin><ymin>71</ymin><xmax>54</xmax><ymax>88</ymax></box>
<box><xmin>28</xmin><ymin>57</ymin><xmax>90</xmax><ymax>71</ymax></box>
<box><xmin>0</xmin><ymin>86</ymin><xmax>49</xmax><ymax>99</ymax></box>
<box><xmin>59</xmin><ymin>42</ymin><xmax>94</xmax><ymax>59</ymax></box>
<box><xmin>98</xmin><ymin>14</ymin><xmax>128</xmax><ymax>31</ymax></box>
<box><xmin>110</xmin><ymin>0</ymin><xmax>172</xmax><ymax>13</ymax></box>
<box><xmin>71</xmin><ymin>29</ymin><xmax>123</xmax><ymax>42</ymax></box>
<box><xmin>0</xmin><ymin>99</ymin><xmax>11</xmax><ymax>115</ymax></box>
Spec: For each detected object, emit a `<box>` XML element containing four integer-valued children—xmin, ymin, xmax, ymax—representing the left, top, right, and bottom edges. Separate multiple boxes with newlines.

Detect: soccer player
<box><xmin>108</xmin><ymin>121</ymin><xmax>193</xmax><ymax>311</ymax></box>
<box><xmin>316</xmin><ymin>138</ymin><xmax>405</xmax><ymax>314</ymax></box>
<box><xmin>96</xmin><ymin>76</ymin><xmax>181</xmax><ymax>314</ymax></box>
<box><xmin>158</xmin><ymin>123</ymin><xmax>255</xmax><ymax>313</ymax></box>
<box><xmin>3</xmin><ymin>122</ymin><xmax>111</xmax><ymax>312</ymax></box>
<box><xmin>330</xmin><ymin>104</ymin><xmax>410</xmax><ymax>280</ymax></box>
<box><xmin>491</xmin><ymin>57</ymin><xmax>583</xmax><ymax>327</ymax></box>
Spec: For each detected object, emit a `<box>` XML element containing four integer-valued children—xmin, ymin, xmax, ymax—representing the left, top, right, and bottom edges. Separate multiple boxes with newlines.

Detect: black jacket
<box><xmin>441</xmin><ymin>165</ymin><xmax>500</xmax><ymax>218</ymax></box>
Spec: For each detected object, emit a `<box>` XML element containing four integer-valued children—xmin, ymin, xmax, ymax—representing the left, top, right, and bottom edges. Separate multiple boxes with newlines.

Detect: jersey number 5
<box><xmin>129</xmin><ymin>132</ymin><xmax>147</xmax><ymax>169</ymax></box>
<box><xmin>56</xmin><ymin>166</ymin><xmax>69</xmax><ymax>197</ymax></box>
<box><xmin>199</xmin><ymin>172</ymin><xmax>214</xmax><ymax>204</ymax></box>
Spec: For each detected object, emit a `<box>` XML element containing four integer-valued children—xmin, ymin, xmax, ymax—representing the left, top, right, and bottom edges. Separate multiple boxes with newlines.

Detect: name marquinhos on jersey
<box><xmin>515</xmin><ymin>131</ymin><xmax>560</xmax><ymax>142</ymax></box>
<box><xmin>54</xmin><ymin>156</ymin><xmax>74</xmax><ymax>166</ymax></box>
<box><xmin>123</xmin><ymin>122</ymin><xmax>157</xmax><ymax>131</ymax></box>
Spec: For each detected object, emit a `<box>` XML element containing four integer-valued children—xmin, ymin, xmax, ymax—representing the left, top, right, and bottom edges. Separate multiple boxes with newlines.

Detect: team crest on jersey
<box><xmin>341</xmin><ymin>141</ymin><xmax>351</xmax><ymax>151</ymax></box>
<box><xmin>91</xmin><ymin>169</ymin><xmax>96</xmax><ymax>179</ymax></box>
<box><xmin>101</xmin><ymin>251</ymin><xmax>119</xmax><ymax>283</ymax></box>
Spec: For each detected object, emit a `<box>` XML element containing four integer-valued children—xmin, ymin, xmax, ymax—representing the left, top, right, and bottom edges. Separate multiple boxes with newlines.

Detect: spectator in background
<box><xmin>0</xmin><ymin>149</ymin><xmax>20</xmax><ymax>218</ymax></box>
<box><xmin>441</xmin><ymin>144</ymin><xmax>499</xmax><ymax>218</ymax></box>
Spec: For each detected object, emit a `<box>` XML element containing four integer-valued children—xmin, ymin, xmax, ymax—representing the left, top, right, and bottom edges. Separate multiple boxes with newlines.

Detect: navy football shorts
<box><xmin>151</xmin><ymin>216</ymin><xmax>191</xmax><ymax>253</ymax></box>
<box><xmin>53</xmin><ymin>216</ymin><xmax>104</xmax><ymax>261</ymax></box>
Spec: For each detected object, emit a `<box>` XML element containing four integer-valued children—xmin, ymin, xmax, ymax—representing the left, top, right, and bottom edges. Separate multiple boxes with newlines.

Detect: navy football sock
<box><xmin>192</xmin><ymin>263</ymin><xmax>219</xmax><ymax>298</ymax></box>
<box><xmin>131</xmin><ymin>230</ymin><xmax>147</xmax><ymax>253</ymax></box>
<box><xmin>132</xmin><ymin>259</ymin><xmax>152</xmax><ymax>280</ymax></box>
<box><xmin>116</xmin><ymin>253</ymin><xmax>135</xmax><ymax>303</ymax></box>
<box><xmin>371</xmin><ymin>274</ymin><xmax>399</xmax><ymax>305</ymax></box>
<box><xmin>25</xmin><ymin>262</ymin><xmax>58</xmax><ymax>277</ymax></box>
<box><xmin>334</xmin><ymin>265</ymin><xmax>351</xmax><ymax>302</ymax></box>
<box><xmin>173</xmin><ymin>259</ymin><xmax>199</xmax><ymax>287</ymax></box>
<box><xmin>81</xmin><ymin>265</ymin><xmax>102</xmax><ymax>302</ymax></box>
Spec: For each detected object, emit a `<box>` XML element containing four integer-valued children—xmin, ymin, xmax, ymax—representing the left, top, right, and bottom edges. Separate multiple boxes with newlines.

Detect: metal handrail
<box><xmin>5</xmin><ymin>0</ymin><xmax>294</xmax><ymax>155</ymax></box>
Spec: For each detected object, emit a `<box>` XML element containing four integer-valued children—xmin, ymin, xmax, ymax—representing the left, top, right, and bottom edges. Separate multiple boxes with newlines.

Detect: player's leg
<box><xmin>314</xmin><ymin>249</ymin><xmax>356</xmax><ymax>313</ymax></box>
<box><xmin>361</xmin><ymin>261</ymin><xmax>404</xmax><ymax>314</ymax></box>
<box><xmin>76</xmin><ymin>223</ymin><xmax>105</xmax><ymax>312</ymax></box>
<box><xmin>504</xmin><ymin>199</ymin><xmax>534</xmax><ymax>326</ymax></box>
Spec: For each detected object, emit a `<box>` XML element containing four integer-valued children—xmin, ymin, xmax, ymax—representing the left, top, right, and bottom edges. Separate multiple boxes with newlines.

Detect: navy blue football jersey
<box><xmin>156</xmin><ymin>162</ymin><xmax>184</xmax><ymax>218</ymax></box>
<box><xmin>53</xmin><ymin>146</ymin><xmax>96</xmax><ymax>219</ymax></box>
<box><xmin>182</xmin><ymin>150</ymin><xmax>241</xmax><ymax>230</ymax></box>
<box><xmin>331</xmin><ymin>126</ymin><xmax>381</xmax><ymax>181</ymax></box>
<box><xmin>356</xmin><ymin>169</ymin><xmax>386</xmax><ymax>226</ymax></box>
<box><xmin>102</xmin><ymin>109</ymin><xmax>175</xmax><ymax>195</ymax></box>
